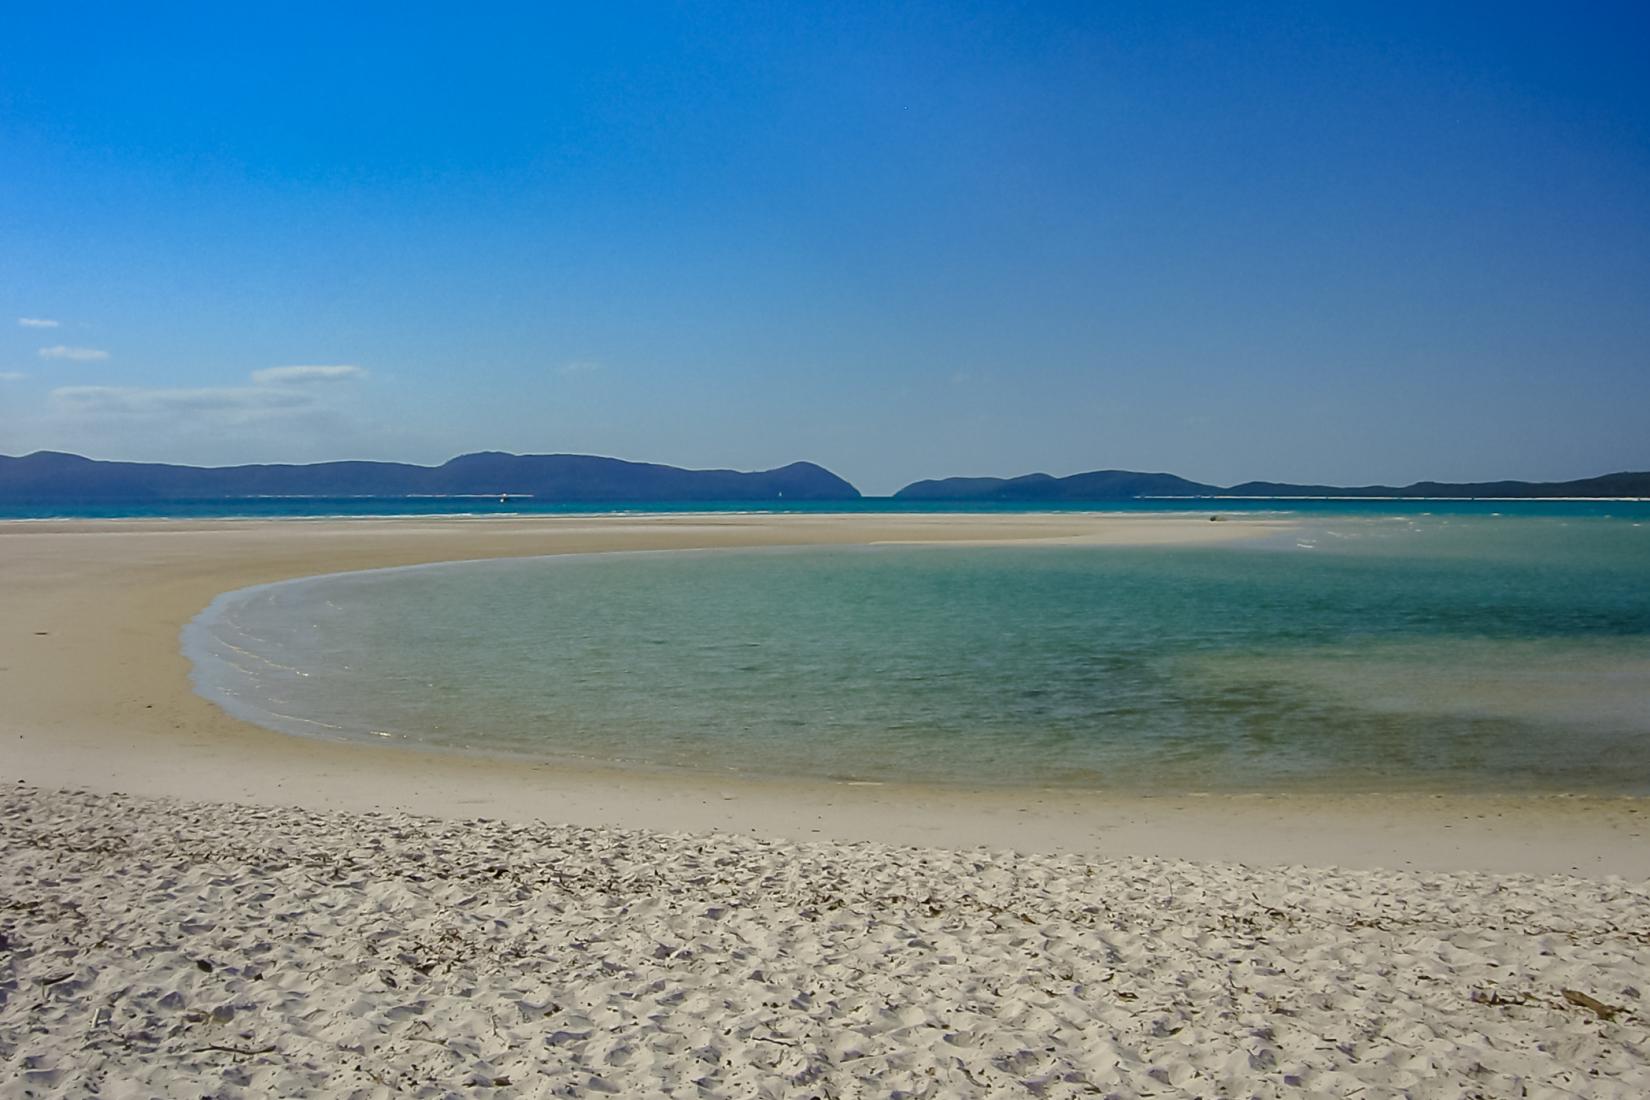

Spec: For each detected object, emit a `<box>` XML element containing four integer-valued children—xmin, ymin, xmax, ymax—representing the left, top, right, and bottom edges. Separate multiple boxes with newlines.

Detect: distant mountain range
<box><xmin>0</xmin><ymin>451</ymin><xmax>860</xmax><ymax>501</ymax></box>
<box><xmin>893</xmin><ymin>469</ymin><xmax>1650</xmax><ymax>500</ymax></box>
<box><xmin>3</xmin><ymin>451</ymin><xmax>1646</xmax><ymax>502</ymax></box>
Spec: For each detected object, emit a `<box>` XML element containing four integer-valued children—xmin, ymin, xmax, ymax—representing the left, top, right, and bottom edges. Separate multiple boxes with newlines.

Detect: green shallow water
<box><xmin>186</xmin><ymin>515</ymin><xmax>1650</xmax><ymax>792</ymax></box>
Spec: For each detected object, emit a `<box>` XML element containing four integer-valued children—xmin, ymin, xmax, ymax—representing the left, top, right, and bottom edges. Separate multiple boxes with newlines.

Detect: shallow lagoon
<box><xmin>187</xmin><ymin>514</ymin><xmax>1650</xmax><ymax>793</ymax></box>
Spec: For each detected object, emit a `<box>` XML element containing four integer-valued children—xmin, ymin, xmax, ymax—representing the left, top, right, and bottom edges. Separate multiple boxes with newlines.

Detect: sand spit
<box><xmin>3</xmin><ymin>785</ymin><xmax>1647</xmax><ymax>1099</ymax></box>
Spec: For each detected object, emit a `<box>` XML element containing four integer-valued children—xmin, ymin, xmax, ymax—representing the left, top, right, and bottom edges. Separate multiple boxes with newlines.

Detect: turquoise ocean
<box><xmin>175</xmin><ymin>501</ymin><xmax>1650</xmax><ymax>794</ymax></box>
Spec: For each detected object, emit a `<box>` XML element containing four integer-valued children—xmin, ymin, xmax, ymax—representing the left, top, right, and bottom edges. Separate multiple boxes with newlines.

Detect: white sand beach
<box><xmin>5</xmin><ymin>784</ymin><xmax>1647</xmax><ymax>1098</ymax></box>
<box><xmin>3</xmin><ymin>514</ymin><xmax>1648</xmax><ymax>1096</ymax></box>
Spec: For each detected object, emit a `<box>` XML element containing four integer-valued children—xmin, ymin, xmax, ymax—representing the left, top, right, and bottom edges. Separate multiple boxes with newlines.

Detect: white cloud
<box><xmin>0</xmin><ymin>371</ymin><xmax>25</xmax><ymax>382</ymax></box>
<box><xmin>42</xmin><ymin>363</ymin><xmax>373</xmax><ymax>442</ymax></box>
<box><xmin>38</xmin><ymin>345</ymin><xmax>109</xmax><ymax>361</ymax></box>
<box><xmin>51</xmin><ymin>385</ymin><xmax>315</xmax><ymax>415</ymax></box>
<box><xmin>50</xmin><ymin>365</ymin><xmax>367</xmax><ymax>416</ymax></box>
<box><xmin>250</xmin><ymin>364</ymin><xmax>367</xmax><ymax>385</ymax></box>
<box><xmin>20</xmin><ymin>363</ymin><xmax>393</xmax><ymax>463</ymax></box>
<box><xmin>558</xmin><ymin>360</ymin><xmax>604</xmax><ymax>376</ymax></box>
<box><xmin>18</xmin><ymin>317</ymin><xmax>60</xmax><ymax>328</ymax></box>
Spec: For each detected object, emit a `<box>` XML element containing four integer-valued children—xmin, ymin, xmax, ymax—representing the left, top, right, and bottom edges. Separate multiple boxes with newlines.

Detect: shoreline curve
<box><xmin>4</xmin><ymin>512</ymin><xmax>1647</xmax><ymax>876</ymax></box>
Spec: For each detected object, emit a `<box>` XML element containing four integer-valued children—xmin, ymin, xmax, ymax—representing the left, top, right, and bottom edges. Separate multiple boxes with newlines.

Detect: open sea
<box><xmin>176</xmin><ymin>502</ymin><xmax>1650</xmax><ymax>794</ymax></box>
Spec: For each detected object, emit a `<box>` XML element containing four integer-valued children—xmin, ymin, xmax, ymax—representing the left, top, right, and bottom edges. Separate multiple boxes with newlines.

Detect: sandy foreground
<box><xmin>3</xmin><ymin>513</ymin><xmax>1649</xmax><ymax>1096</ymax></box>
<box><xmin>3</xmin><ymin>783</ymin><xmax>1646</xmax><ymax>1099</ymax></box>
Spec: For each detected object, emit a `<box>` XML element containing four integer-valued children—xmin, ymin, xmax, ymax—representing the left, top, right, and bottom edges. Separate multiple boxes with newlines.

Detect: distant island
<box><xmin>4</xmin><ymin>451</ymin><xmax>1647</xmax><ymax>502</ymax></box>
<box><xmin>893</xmin><ymin>469</ymin><xmax>1650</xmax><ymax>500</ymax></box>
<box><xmin>0</xmin><ymin>451</ymin><xmax>860</xmax><ymax>501</ymax></box>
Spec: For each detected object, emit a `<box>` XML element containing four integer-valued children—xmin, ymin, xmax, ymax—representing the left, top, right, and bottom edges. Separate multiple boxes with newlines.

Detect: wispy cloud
<box><xmin>558</xmin><ymin>360</ymin><xmax>604</xmax><ymax>376</ymax></box>
<box><xmin>26</xmin><ymin>363</ymin><xmax>394</xmax><ymax>463</ymax></box>
<box><xmin>0</xmin><ymin>371</ymin><xmax>25</xmax><ymax>382</ymax></box>
<box><xmin>250</xmin><ymin>364</ymin><xmax>367</xmax><ymax>385</ymax></box>
<box><xmin>47</xmin><ymin>363</ymin><xmax>369</xmax><ymax>423</ymax></box>
<box><xmin>39</xmin><ymin>345</ymin><xmax>109</xmax><ymax>361</ymax></box>
<box><xmin>18</xmin><ymin>318</ymin><xmax>60</xmax><ymax>329</ymax></box>
<box><xmin>51</xmin><ymin>385</ymin><xmax>315</xmax><ymax>415</ymax></box>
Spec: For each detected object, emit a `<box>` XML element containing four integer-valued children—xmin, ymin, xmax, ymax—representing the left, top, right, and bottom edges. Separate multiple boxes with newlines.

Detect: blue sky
<box><xmin>3</xmin><ymin>3</ymin><xmax>1647</xmax><ymax>493</ymax></box>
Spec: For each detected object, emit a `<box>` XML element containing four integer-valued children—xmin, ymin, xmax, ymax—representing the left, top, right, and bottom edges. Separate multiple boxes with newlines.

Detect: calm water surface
<box><xmin>185</xmin><ymin>514</ymin><xmax>1650</xmax><ymax>793</ymax></box>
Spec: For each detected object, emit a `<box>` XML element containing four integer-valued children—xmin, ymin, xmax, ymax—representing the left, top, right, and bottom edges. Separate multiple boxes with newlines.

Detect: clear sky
<box><xmin>3</xmin><ymin>3</ymin><xmax>1647</xmax><ymax>493</ymax></box>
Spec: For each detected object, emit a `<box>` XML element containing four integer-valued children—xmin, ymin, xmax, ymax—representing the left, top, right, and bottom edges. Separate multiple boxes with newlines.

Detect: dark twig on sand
<box><xmin>1561</xmin><ymin>990</ymin><xmax>1623</xmax><ymax>1021</ymax></box>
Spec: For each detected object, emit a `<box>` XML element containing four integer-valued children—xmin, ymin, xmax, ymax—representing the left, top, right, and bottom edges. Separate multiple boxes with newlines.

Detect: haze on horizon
<box><xmin>3</xmin><ymin>4</ymin><xmax>1647</xmax><ymax>495</ymax></box>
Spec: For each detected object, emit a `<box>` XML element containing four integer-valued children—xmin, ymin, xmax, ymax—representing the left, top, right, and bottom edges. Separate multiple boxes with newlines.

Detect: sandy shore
<box><xmin>2</xmin><ymin>513</ymin><xmax>1648</xmax><ymax>1095</ymax></box>
<box><xmin>4</xmin><ymin>784</ymin><xmax>1647</xmax><ymax>1097</ymax></box>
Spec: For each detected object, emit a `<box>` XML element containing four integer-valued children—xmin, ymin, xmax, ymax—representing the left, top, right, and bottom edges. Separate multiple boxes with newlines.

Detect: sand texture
<box><xmin>4</xmin><ymin>784</ymin><xmax>1648</xmax><ymax>1099</ymax></box>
